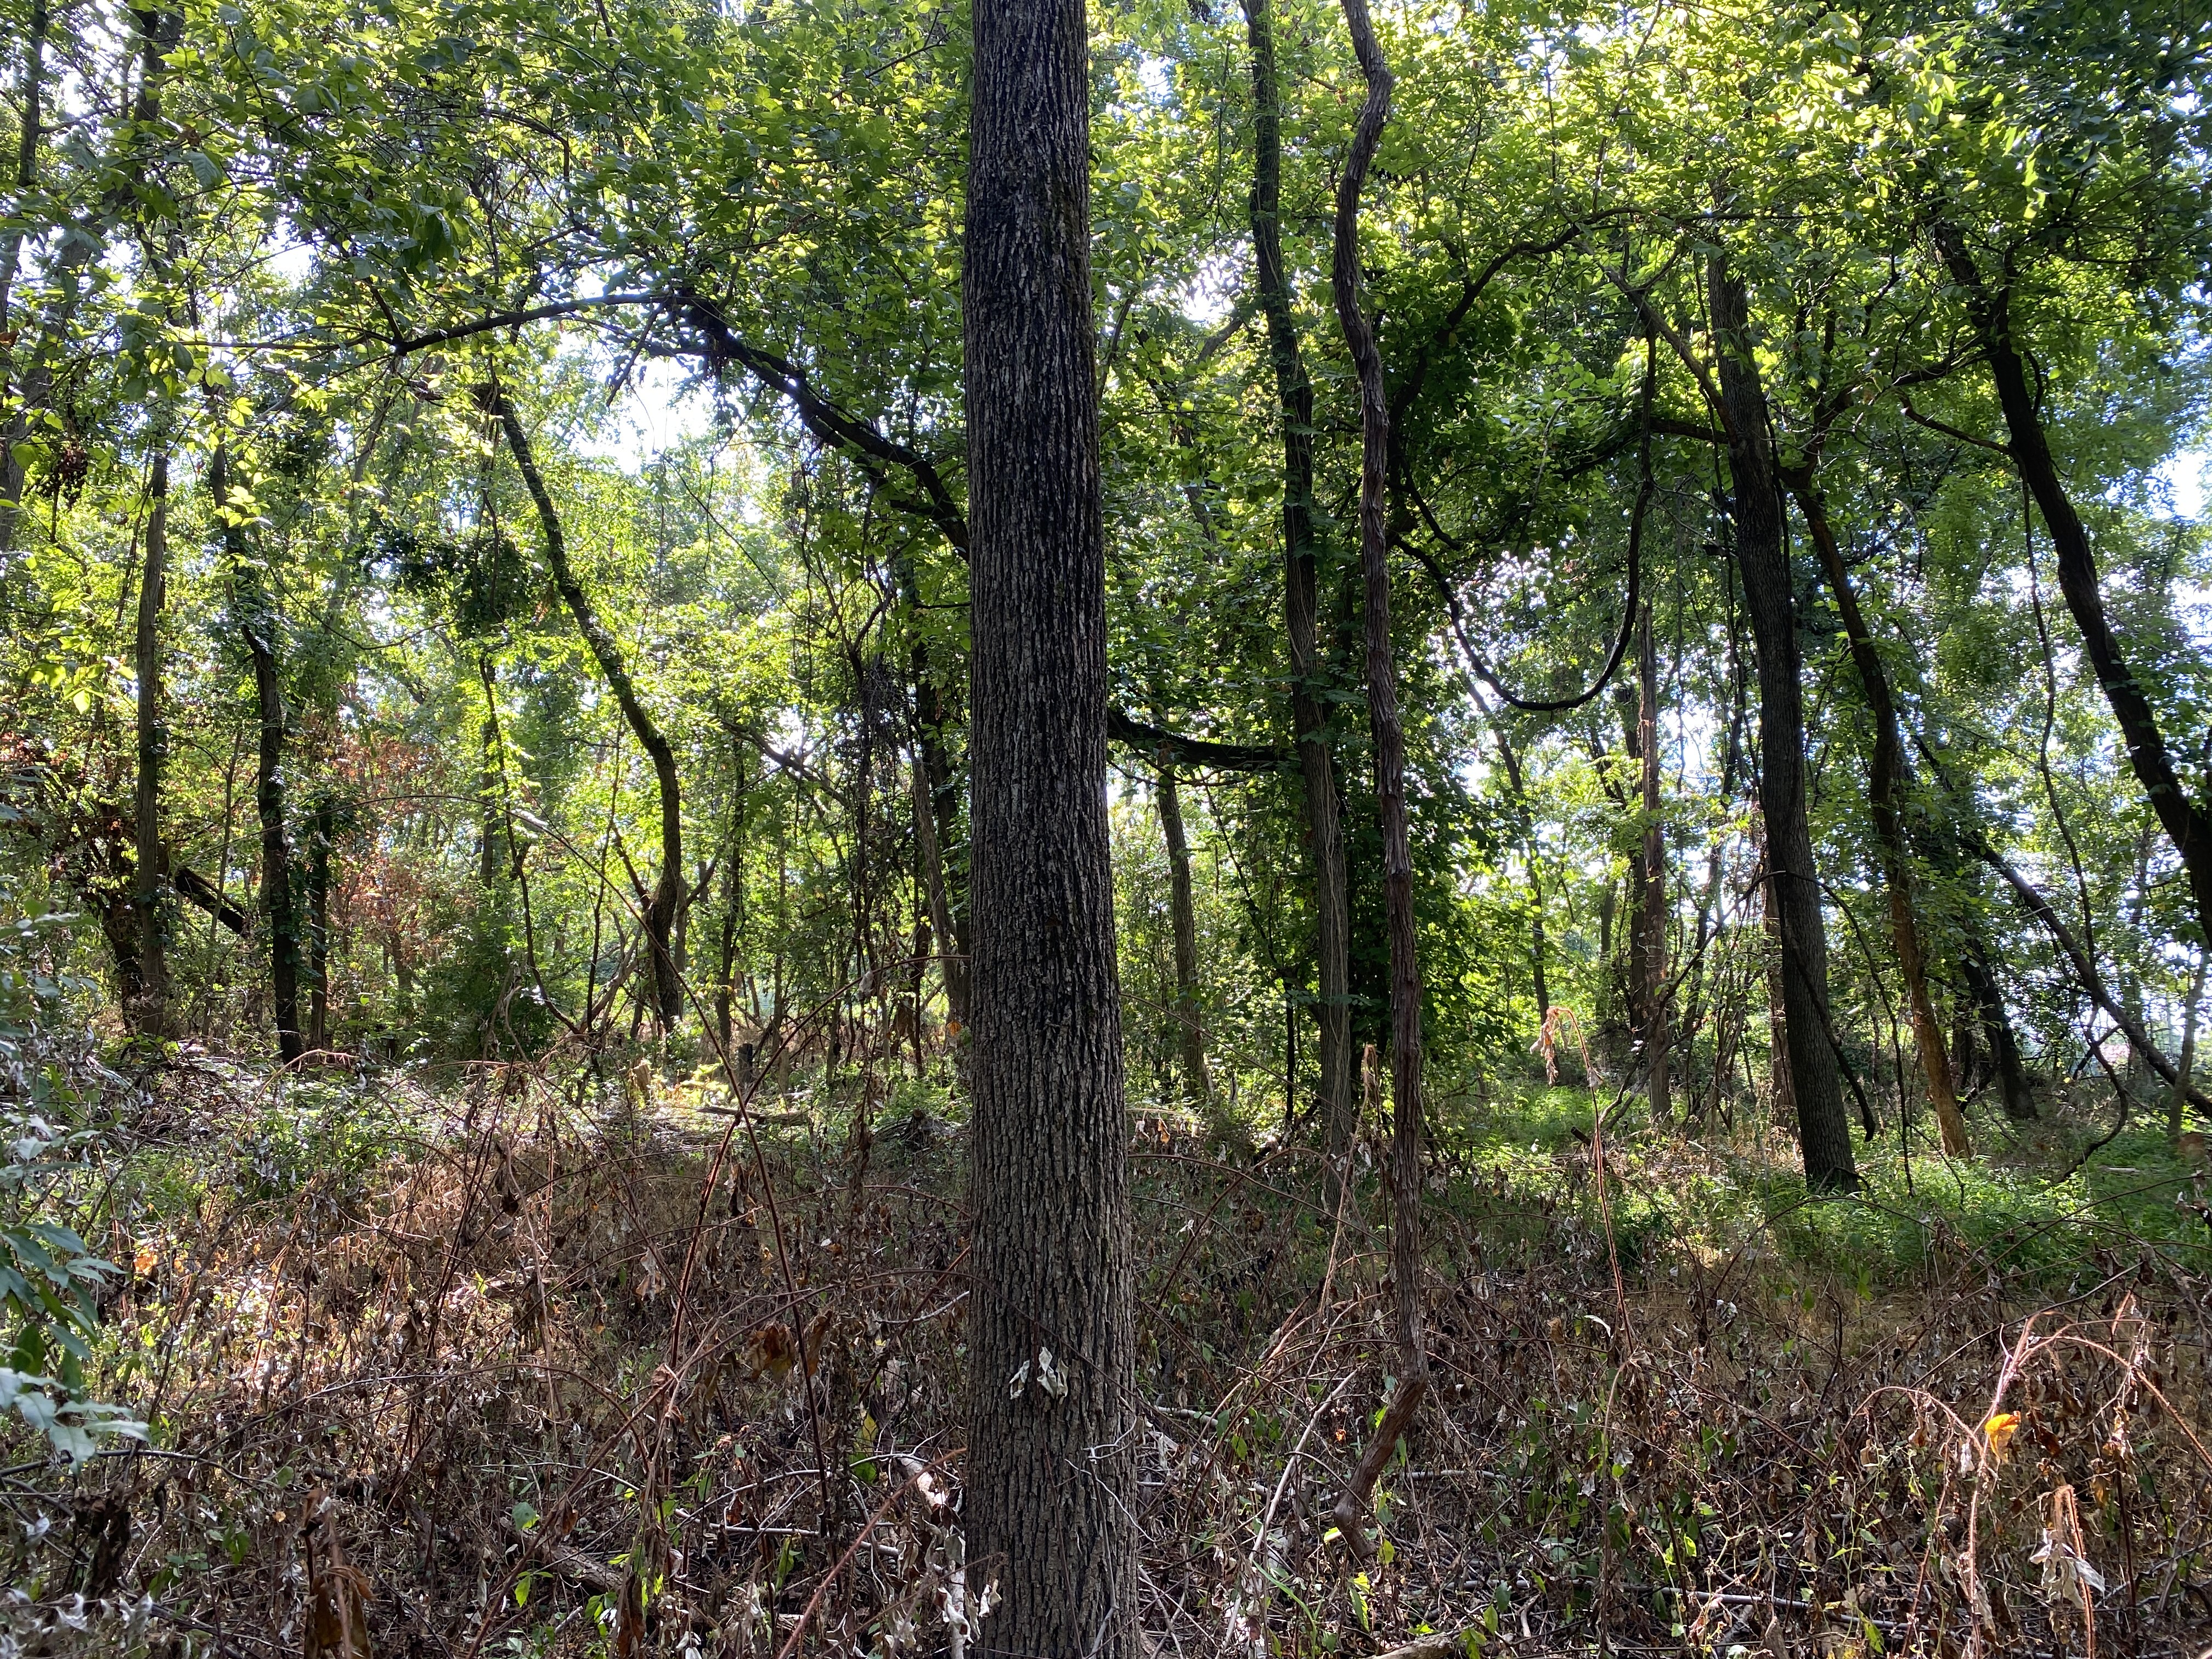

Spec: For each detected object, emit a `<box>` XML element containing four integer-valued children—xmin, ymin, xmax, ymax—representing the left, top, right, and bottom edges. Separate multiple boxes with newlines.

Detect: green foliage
<box><xmin>0</xmin><ymin>900</ymin><xmax>143</xmax><ymax>1462</ymax></box>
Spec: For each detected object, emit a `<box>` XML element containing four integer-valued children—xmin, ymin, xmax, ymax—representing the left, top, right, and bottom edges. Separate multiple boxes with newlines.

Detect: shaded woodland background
<box><xmin>1</xmin><ymin>0</ymin><xmax>2210</xmax><ymax>1652</ymax></box>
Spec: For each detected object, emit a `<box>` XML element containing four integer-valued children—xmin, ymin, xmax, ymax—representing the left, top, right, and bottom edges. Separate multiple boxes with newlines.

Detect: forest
<box><xmin>1</xmin><ymin>0</ymin><xmax>2209</xmax><ymax>1652</ymax></box>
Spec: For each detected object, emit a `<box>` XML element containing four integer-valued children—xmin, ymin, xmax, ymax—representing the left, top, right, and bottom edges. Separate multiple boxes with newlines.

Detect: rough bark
<box><xmin>1932</xmin><ymin>219</ymin><xmax>2212</xmax><ymax>953</ymax></box>
<box><xmin>132</xmin><ymin>448</ymin><xmax>172</xmax><ymax>1034</ymax></box>
<box><xmin>1708</xmin><ymin>263</ymin><xmax>1858</xmax><ymax>1190</ymax></box>
<box><xmin>961</xmin><ymin>1</ymin><xmax>1136</xmax><ymax>1650</ymax></box>
<box><xmin>1327</xmin><ymin>0</ymin><xmax>1428</xmax><ymax>1550</ymax></box>
<box><xmin>1155</xmin><ymin>763</ymin><xmax>1210</xmax><ymax>1103</ymax></box>
<box><xmin>217</xmin><ymin>443</ymin><xmax>303</xmax><ymax>1064</ymax></box>
<box><xmin>1793</xmin><ymin>482</ymin><xmax>1970</xmax><ymax>1155</ymax></box>
<box><xmin>1242</xmin><ymin>0</ymin><xmax>1354</xmax><ymax>1167</ymax></box>
<box><xmin>490</xmin><ymin>391</ymin><xmax>683</xmax><ymax>1029</ymax></box>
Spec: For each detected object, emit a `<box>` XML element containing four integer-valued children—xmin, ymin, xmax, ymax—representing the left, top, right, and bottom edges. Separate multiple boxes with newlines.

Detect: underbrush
<box><xmin>0</xmin><ymin>1051</ymin><xmax>2205</xmax><ymax>1657</ymax></box>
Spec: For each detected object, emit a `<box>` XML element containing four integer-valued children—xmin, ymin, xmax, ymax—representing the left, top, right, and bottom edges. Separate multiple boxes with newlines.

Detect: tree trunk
<box><xmin>0</xmin><ymin>0</ymin><xmax>47</xmax><ymax>331</ymax></box>
<box><xmin>1633</xmin><ymin>599</ymin><xmax>1670</xmax><ymax>1118</ymax></box>
<box><xmin>717</xmin><ymin>757</ymin><xmax>746</xmax><ymax>1068</ymax></box>
<box><xmin>1156</xmin><ymin>764</ymin><xmax>1210</xmax><ymax>1103</ymax></box>
<box><xmin>217</xmin><ymin>443</ymin><xmax>303</xmax><ymax>1064</ymax></box>
<box><xmin>1327</xmin><ymin>0</ymin><xmax>1428</xmax><ymax>1550</ymax></box>
<box><xmin>1933</xmin><ymin>219</ymin><xmax>2212</xmax><ymax>952</ymax></box>
<box><xmin>306</xmin><ymin>794</ymin><xmax>333</xmax><ymax>1052</ymax></box>
<box><xmin>490</xmin><ymin>391</ymin><xmax>684</xmax><ymax>1030</ymax></box>
<box><xmin>2173</xmin><ymin>946</ymin><xmax>2205</xmax><ymax>1141</ymax></box>
<box><xmin>961</xmin><ymin>1</ymin><xmax>1136</xmax><ymax>1650</ymax></box>
<box><xmin>1793</xmin><ymin>482</ymin><xmax>1970</xmax><ymax>1155</ymax></box>
<box><xmin>1708</xmin><ymin>263</ymin><xmax>1858</xmax><ymax>1190</ymax></box>
<box><xmin>132</xmin><ymin>447</ymin><xmax>172</xmax><ymax>1035</ymax></box>
<box><xmin>1242</xmin><ymin>0</ymin><xmax>1354</xmax><ymax>1167</ymax></box>
<box><xmin>0</xmin><ymin>0</ymin><xmax>48</xmax><ymax>550</ymax></box>
<box><xmin>910</xmin><ymin>746</ymin><xmax>956</xmax><ymax>1025</ymax></box>
<box><xmin>478</xmin><ymin>658</ymin><xmax>502</xmax><ymax>888</ymax></box>
<box><xmin>1749</xmin><ymin>819</ymin><xmax>1798</xmax><ymax>1131</ymax></box>
<box><xmin>913</xmin><ymin>666</ymin><xmax>972</xmax><ymax>1032</ymax></box>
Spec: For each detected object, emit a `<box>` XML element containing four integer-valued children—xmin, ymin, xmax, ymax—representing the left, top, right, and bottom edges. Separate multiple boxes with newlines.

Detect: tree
<box><xmin>961</xmin><ymin>0</ymin><xmax>1136</xmax><ymax>1650</ymax></box>
<box><xmin>1708</xmin><ymin>261</ymin><xmax>1860</xmax><ymax>1192</ymax></box>
<box><xmin>1242</xmin><ymin>0</ymin><xmax>1355</xmax><ymax>1168</ymax></box>
<box><xmin>489</xmin><ymin>388</ymin><xmax>686</xmax><ymax>1035</ymax></box>
<box><xmin>1327</xmin><ymin>0</ymin><xmax>1429</xmax><ymax>1545</ymax></box>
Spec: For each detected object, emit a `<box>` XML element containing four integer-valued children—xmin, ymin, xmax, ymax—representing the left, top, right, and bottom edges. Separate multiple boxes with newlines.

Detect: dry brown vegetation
<box><xmin>3</xmin><ymin>1055</ymin><xmax>2209</xmax><ymax>1659</ymax></box>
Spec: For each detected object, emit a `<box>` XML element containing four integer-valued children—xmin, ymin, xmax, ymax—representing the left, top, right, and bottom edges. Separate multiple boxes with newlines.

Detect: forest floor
<box><xmin>3</xmin><ymin>1048</ymin><xmax>2210</xmax><ymax>1658</ymax></box>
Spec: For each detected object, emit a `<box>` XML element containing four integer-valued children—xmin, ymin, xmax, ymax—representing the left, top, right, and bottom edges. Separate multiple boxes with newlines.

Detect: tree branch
<box><xmin>1107</xmin><ymin>708</ymin><xmax>1280</xmax><ymax>773</ymax></box>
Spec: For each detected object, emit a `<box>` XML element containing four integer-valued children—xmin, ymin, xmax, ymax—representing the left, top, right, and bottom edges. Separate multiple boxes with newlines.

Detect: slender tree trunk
<box><xmin>0</xmin><ymin>0</ymin><xmax>48</xmax><ymax>548</ymax></box>
<box><xmin>1709</xmin><ymin>263</ymin><xmax>1857</xmax><ymax>1190</ymax></box>
<box><xmin>961</xmin><ymin>1</ymin><xmax>1135</xmax><ymax>1649</ymax></box>
<box><xmin>132</xmin><ymin>448</ymin><xmax>172</xmax><ymax>1034</ymax></box>
<box><xmin>490</xmin><ymin>391</ymin><xmax>683</xmax><ymax>1029</ymax></box>
<box><xmin>910</xmin><ymin>747</ymin><xmax>957</xmax><ymax>1022</ymax></box>
<box><xmin>1933</xmin><ymin>219</ymin><xmax>2212</xmax><ymax>951</ymax></box>
<box><xmin>478</xmin><ymin>657</ymin><xmax>502</xmax><ymax>888</ymax></box>
<box><xmin>217</xmin><ymin>443</ymin><xmax>303</xmax><ymax>1064</ymax></box>
<box><xmin>307</xmin><ymin>794</ymin><xmax>332</xmax><ymax>1052</ymax></box>
<box><xmin>1242</xmin><ymin>0</ymin><xmax>1354</xmax><ymax>1166</ymax></box>
<box><xmin>2172</xmin><ymin>946</ymin><xmax>2205</xmax><ymax>1141</ymax></box>
<box><xmin>718</xmin><ymin>757</ymin><xmax>746</xmax><ymax>1069</ymax></box>
<box><xmin>1793</xmin><ymin>482</ymin><xmax>1970</xmax><ymax>1155</ymax></box>
<box><xmin>1327</xmin><ymin>0</ymin><xmax>1427</xmax><ymax>1550</ymax></box>
<box><xmin>892</xmin><ymin>555</ymin><xmax>973</xmax><ymax>1034</ymax></box>
<box><xmin>1155</xmin><ymin>764</ymin><xmax>1210</xmax><ymax>1103</ymax></box>
<box><xmin>1634</xmin><ymin>599</ymin><xmax>1670</xmax><ymax>1117</ymax></box>
<box><xmin>1530</xmin><ymin>875</ymin><xmax>1551</xmax><ymax>1024</ymax></box>
<box><xmin>0</xmin><ymin>0</ymin><xmax>47</xmax><ymax>332</ymax></box>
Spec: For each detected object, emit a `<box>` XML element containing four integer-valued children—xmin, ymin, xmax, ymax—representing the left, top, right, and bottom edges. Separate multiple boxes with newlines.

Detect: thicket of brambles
<box><xmin>1</xmin><ymin>1</ymin><xmax>2209</xmax><ymax>1654</ymax></box>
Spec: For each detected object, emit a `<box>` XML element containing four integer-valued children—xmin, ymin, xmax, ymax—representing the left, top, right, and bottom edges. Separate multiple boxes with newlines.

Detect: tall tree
<box><xmin>1707</xmin><ymin>262</ymin><xmax>1858</xmax><ymax>1190</ymax></box>
<box><xmin>1155</xmin><ymin>760</ymin><xmax>1210</xmax><ymax>1103</ymax></box>
<box><xmin>1791</xmin><ymin>478</ymin><xmax>1971</xmax><ymax>1156</ymax></box>
<box><xmin>489</xmin><ymin>390</ymin><xmax>685</xmax><ymax>1032</ymax></box>
<box><xmin>1628</xmin><ymin>597</ymin><xmax>1669</xmax><ymax>1116</ymax></box>
<box><xmin>131</xmin><ymin>447</ymin><xmax>172</xmax><ymax>1035</ymax></box>
<box><xmin>1242</xmin><ymin>0</ymin><xmax>1355</xmax><ymax>1167</ymax></box>
<box><xmin>961</xmin><ymin>0</ymin><xmax>1136</xmax><ymax>1650</ymax></box>
<box><xmin>1327</xmin><ymin>0</ymin><xmax>1428</xmax><ymax>1545</ymax></box>
<box><xmin>1931</xmin><ymin>220</ymin><xmax>2212</xmax><ymax>956</ymax></box>
<box><xmin>216</xmin><ymin>441</ymin><xmax>302</xmax><ymax>1064</ymax></box>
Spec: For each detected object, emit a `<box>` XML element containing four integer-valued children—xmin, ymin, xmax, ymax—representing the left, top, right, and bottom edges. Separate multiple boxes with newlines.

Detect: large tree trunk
<box><xmin>1633</xmin><ymin>599</ymin><xmax>1670</xmax><ymax>1117</ymax></box>
<box><xmin>490</xmin><ymin>391</ymin><xmax>684</xmax><ymax>1030</ymax></box>
<box><xmin>1242</xmin><ymin>0</ymin><xmax>1355</xmax><ymax>1166</ymax></box>
<box><xmin>1793</xmin><ymin>482</ymin><xmax>1971</xmax><ymax>1155</ymax></box>
<box><xmin>217</xmin><ymin>443</ymin><xmax>303</xmax><ymax>1064</ymax></box>
<box><xmin>961</xmin><ymin>1</ymin><xmax>1135</xmax><ymax>1651</ymax></box>
<box><xmin>1155</xmin><ymin>763</ymin><xmax>1210</xmax><ymax>1103</ymax></box>
<box><xmin>1932</xmin><ymin>220</ymin><xmax>2212</xmax><ymax>952</ymax></box>
<box><xmin>1327</xmin><ymin>0</ymin><xmax>1428</xmax><ymax>1550</ymax></box>
<box><xmin>1708</xmin><ymin>263</ymin><xmax>1858</xmax><ymax>1190</ymax></box>
<box><xmin>132</xmin><ymin>447</ymin><xmax>172</xmax><ymax>1034</ymax></box>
